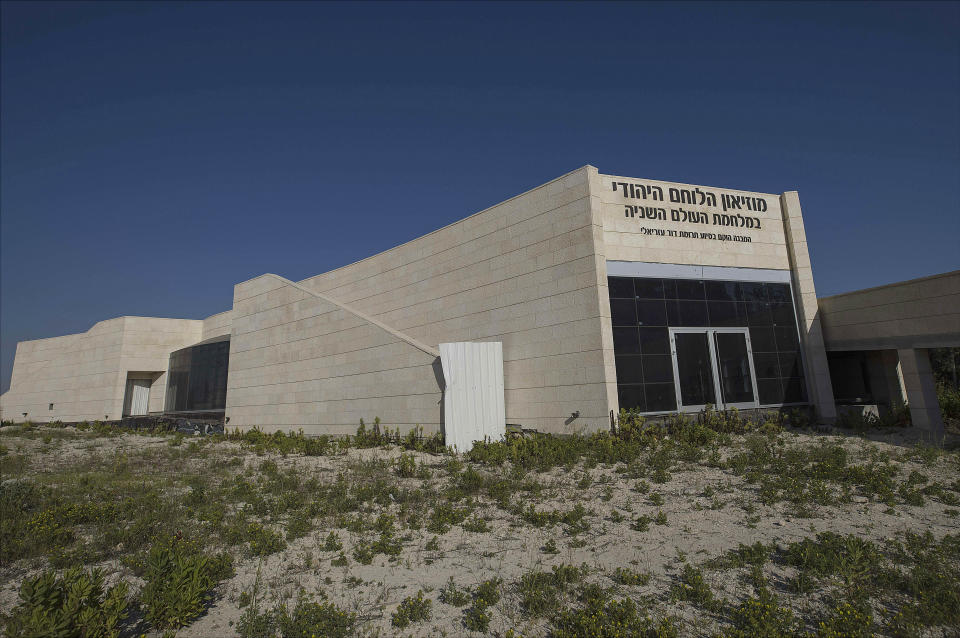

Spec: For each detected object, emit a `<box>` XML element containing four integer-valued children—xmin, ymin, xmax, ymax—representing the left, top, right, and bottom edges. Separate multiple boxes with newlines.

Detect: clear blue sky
<box><xmin>2</xmin><ymin>1</ymin><xmax>958</xmax><ymax>393</ymax></box>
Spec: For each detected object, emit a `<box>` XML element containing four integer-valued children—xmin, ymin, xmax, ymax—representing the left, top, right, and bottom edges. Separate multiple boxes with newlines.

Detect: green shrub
<box><xmin>247</xmin><ymin>522</ymin><xmax>286</xmax><ymax>557</ymax></box>
<box><xmin>427</xmin><ymin>503</ymin><xmax>471</xmax><ymax>534</ymax></box>
<box><xmin>462</xmin><ymin>516</ymin><xmax>490</xmax><ymax>533</ymax></box>
<box><xmin>439</xmin><ymin>577</ymin><xmax>471</xmax><ymax>607</ymax></box>
<box><xmin>612</xmin><ymin>567</ymin><xmax>650</xmax><ymax>586</ymax></box>
<box><xmin>464</xmin><ymin>578</ymin><xmax>501</xmax><ymax>631</ymax></box>
<box><xmin>4</xmin><ymin>566</ymin><xmax>129</xmax><ymax>638</ymax></box>
<box><xmin>140</xmin><ymin>535</ymin><xmax>233</xmax><ymax>629</ymax></box>
<box><xmin>721</xmin><ymin>588</ymin><xmax>797</xmax><ymax>638</ymax></box>
<box><xmin>551</xmin><ymin>593</ymin><xmax>678</xmax><ymax>638</ymax></box>
<box><xmin>816</xmin><ymin>599</ymin><xmax>874</xmax><ymax>638</ymax></box>
<box><xmin>395</xmin><ymin>453</ymin><xmax>416</xmax><ymax>478</ymax></box>
<box><xmin>238</xmin><ymin>591</ymin><xmax>356</xmax><ymax>638</ymax></box>
<box><xmin>671</xmin><ymin>564</ymin><xmax>721</xmax><ymax>612</ymax></box>
<box><xmin>322</xmin><ymin>531</ymin><xmax>342</xmax><ymax>552</ymax></box>
<box><xmin>518</xmin><ymin>565</ymin><xmax>584</xmax><ymax>617</ymax></box>
<box><xmin>785</xmin><ymin>532</ymin><xmax>880</xmax><ymax>587</ymax></box>
<box><xmin>938</xmin><ymin>383</ymin><xmax>960</xmax><ymax>420</ymax></box>
<box><xmin>391</xmin><ymin>590</ymin><xmax>432</xmax><ymax>628</ymax></box>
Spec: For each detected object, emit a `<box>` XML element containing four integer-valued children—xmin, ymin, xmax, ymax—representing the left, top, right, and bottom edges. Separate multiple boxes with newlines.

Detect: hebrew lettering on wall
<box><xmin>609</xmin><ymin>179</ymin><xmax>774</xmax><ymax>245</ymax></box>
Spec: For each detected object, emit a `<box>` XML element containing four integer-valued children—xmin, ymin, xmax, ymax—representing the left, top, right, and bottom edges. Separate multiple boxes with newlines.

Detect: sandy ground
<box><xmin>1</xmin><ymin>425</ymin><xmax>958</xmax><ymax>637</ymax></box>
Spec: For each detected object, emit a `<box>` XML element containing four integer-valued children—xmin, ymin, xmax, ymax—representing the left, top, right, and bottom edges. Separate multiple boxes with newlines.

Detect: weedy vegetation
<box><xmin>0</xmin><ymin>407</ymin><xmax>957</xmax><ymax>636</ymax></box>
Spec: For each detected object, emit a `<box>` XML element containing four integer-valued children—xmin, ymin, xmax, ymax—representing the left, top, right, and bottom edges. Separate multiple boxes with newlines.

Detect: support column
<box><xmin>879</xmin><ymin>349</ymin><xmax>906</xmax><ymax>408</ymax></box>
<box><xmin>897</xmin><ymin>348</ymin><xmax>945</xmax><ymax>442</ymax></box>
<box><xmin>780</xmin><ymin>192</ymin><xmax>837</xmax><ymax>422</ymax></box>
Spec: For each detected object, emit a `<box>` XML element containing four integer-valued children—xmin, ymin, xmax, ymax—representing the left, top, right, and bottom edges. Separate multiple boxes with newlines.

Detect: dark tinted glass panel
<box><xmin>610</xmin><ymin>299</ymin><xmax>637</xmax><ymax>326</ymax></box>
<box><xmin>750</xmin><ymin>327</ymin><xmax>777</xmax><ymax>352</ymax></box>
<box><xmin>757</xmin><ymin>378</ymin><xmax>783</xmax><ymax>405</ymax></box>
<box><xmin>775</xmin><ymin>326</ymin><xmax>800</xmax><ymax>351</ymax></box>
<box><xmin>753</xmin><ymin>353</ymin><xmax>781</xmax><ymax>379</ymax></box>
<box><xmin>618</xmin><ymin>385</ymin><xmax>645</xmax><ymax>412</ymax></box>
<box><xmin>706</xmin><ymin>280</ymin><xmax>739</xmax><ymax>301</ymax></box>
<box><xmin>677</xmin><ymin>300</ymin><xmax>708</xmax><ymax>327</ymax></box>
<box><xmin>634</xmin><ymin>278</ymin><xmax>665</xmax><ymax>299</ymax></box>
<box><xmin>783</xmin><ymin>377</ymin><xmax>807</xmax><ymax>403</ymax></box>
<box><xmin>638</xmin><ymin>328</ymin><xmax>670</xmax><ymax>355</ymax></box>
<box><xmin>740</xmin><ymin>282</ymin><xmax>768</xmax><ymax>302</ymax></box>
<box><xmin>714</xmin><ymin>332</ymin><xmax>755</xmax><ymax>404</ymax></box>
<box><xmin>767</xmin><ymin>283</ymin><xmax>792</xmax><ymax>303</ymax></box>
<box><xmin>642</xmin><ymin>355</ymin><xmax>675</xmax><ymax>384</ymax></box>
<box><xmin>608</xmin><ymin>277</ymin><xmax>635</xmax><ymax>299</ymax></box>
<box><xmin>165</xmin><ymin>339</ymin><xmax>230</xmax><ymax>412</ymax></box>
<box><xmin>645</xmin><ymin>383</ymin><xmax>677</xmax><ymax>412</ymax></box>
<box><xmin>615</xmin><ymin>355</ymin><xmax>644</xmax><ymax>384</ymax></box>
<box><xmin>708</xmin><ymin>301</ymin><xmax>743</xmax><ymax>327</ymax></box>
<box><xmin>675</xmin><ymin>279</ymin><xmax>706</xmax><ymax>300</ymax></box>
<box><xmin>675</xmin><ymin>332</ymin><xmax>715</xmax><ymax>406</ymax></box>
<box><xmin>661</xmin><ymin>279</ymin><xmax>677</xmax><ymax>300</ymax></box>
<box><xmin>666</xmin><ymin>300</ymin><xmax>680</xmax><ymax>326</ymax></box>
<box><xmin>778</xmin><ymin>350</ymin><xmax>802</xmax><ymax>378</ymax></box>
<box><xmin>745</xmin><ymin>302</ymin><xmax>773</xmax><ymax>326</ymax></box>
<box><xmin>770</xmin><ymin>303</ymin><xmax>796</xmax><ymax>326</ymax></box>
<box><xmin>608</xmin><ymin>276</ymin><xmax>807</xmax><ymax>411</ymax></box>
<box><xmin>636</xmin><ymin>300</ymin><xmax>667</xmax><ymax>326</ymax></box>
<box><xmin>613</xmin><ymin>328</ymin><xmax>641</xmax><ymax>354</ymax></box>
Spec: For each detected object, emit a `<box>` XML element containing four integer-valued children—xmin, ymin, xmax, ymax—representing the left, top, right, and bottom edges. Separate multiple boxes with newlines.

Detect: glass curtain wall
<box><xmin>609</xmin><ymin>276</ymin><xmax>807</xmax><ymax>413</ymax></box>
<box><xmin>164</xmin><ymin>339</ymin><xmax>230</xmax><ymax>412</ymax></box>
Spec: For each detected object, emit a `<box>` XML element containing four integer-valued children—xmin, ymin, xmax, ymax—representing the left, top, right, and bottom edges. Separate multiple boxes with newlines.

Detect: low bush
<box><xmin>238</xmin><ymin>591</ymin><xmax>356</xmax><ymax>638</ymax></box>
<box><xmin>517</xmin><ymin>564</ymin><xmax>585</xmax><ymax>617</ymax></box>
<box><xmin>4</xmin><ymin>566</ymin><xmax>130</xmax><ymax>638</ymax></box>
<box><xmin>464</xmin><ymin>578</ymin><xmax>501</xmax><ymax>632</ymax></box>
<box><xmin>551</xmin><ymin>588</ymin><xmax>679</xmax><ymax>638</ymax></box>
<box><xmin>439</xmin><ymin>577</ymin><xmax>471</xmax><ymax>607</ymax></box>
<box><xmin>139</xmin><ymin>534</ymin><xmax>233</xmax><ymax>629</ymax></box>
<box><xmin>391</xmin><ymin>590</ymin><xmax>432</xmax><ymax>628</ymax></box>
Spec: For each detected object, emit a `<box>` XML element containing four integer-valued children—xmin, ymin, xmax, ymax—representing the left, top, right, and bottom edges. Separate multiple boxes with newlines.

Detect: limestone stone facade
<box><xmin>1</xmin><ymin>317</ymin><xmax>203</xmax><ymax>422</ymax></box>
<box><xmin>3</xmin><ymin>166</ymin><xmax>854</xmax><ymax>434</ymax></box>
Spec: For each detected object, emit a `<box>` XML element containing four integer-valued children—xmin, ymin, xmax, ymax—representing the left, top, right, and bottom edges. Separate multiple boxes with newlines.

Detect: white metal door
<box><xmin>125</xmin><ymin>379</ymin><xmax>151</xmax><ymax>416</ymax></box>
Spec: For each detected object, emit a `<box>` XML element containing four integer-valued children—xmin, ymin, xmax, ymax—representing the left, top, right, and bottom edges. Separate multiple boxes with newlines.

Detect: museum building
<box><xmin>3</xmin><ymin>166</ymin><xmax>955</xmax><ymax>442</ymax></box>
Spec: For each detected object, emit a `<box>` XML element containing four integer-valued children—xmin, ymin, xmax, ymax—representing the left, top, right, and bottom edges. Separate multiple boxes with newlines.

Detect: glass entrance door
<box><xmin>670</xmin><ymin>328</ymin><xmax>759</xmax><ymax>411</ymax></box>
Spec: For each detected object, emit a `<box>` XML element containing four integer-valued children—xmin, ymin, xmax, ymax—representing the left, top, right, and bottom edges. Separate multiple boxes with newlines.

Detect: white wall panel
<box><xmin>440</xmin><ymin>342</ymin><xmax>506</xmax><ymax>452</ymax></box>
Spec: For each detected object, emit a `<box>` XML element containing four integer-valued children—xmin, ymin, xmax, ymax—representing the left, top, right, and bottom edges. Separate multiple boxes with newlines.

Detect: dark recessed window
<box><xmin>645</xmin><ymin>383</ymin><xmax>677</xmax><ymax>411</ymax></box>
<box><xmin>636</xmin><ymin>299</ymin><xmax>667</xmax><ymax>326</ymax></box>
<box><xmin>617</xmin><ymin>385</ymin><xmax>645</xmax><ymax>412</ymax></box>
<box><xmin>638</xmin><ymin>327</ymin><xmax>670</xmax><ymax>355</ymax></box>
<box><xmin>608</xmin><ymin>277</ymin><xmax>635</xmax><ymax>299</ymax></box>
<box><xmin>677</xmin><ymin>300</ymin><xmax>708</xmax><ymax>327</ymax></box>
<box><xmin>750</xmin><ymin>327</ymin><xmax>777</xmax><ymax>353</ymax></box>
<box><xmin>610</xmin><ymin>299</ymin><xmax>637</xmax><ymax>326</ymax></box>
<box><xmin>771</xmin><ymin>303</ymin><xmax>796</xmax><ymax>326</ymax></box>
<box><xmin>49</xmin><ymin>403</ymin><xmax>54</xmax><ymax>410</ymax></box>
<box><xmin>612</xmin><ymin>327</ymin><xmax>641</xmax><ymax>354</ymax></box>
<box><xmin>634</xmin><ymin>278</ymin><xmax>665</xmax><ymax>299</ymax></box>
<box><xmin>757</xmin><ymin>378</ymin><xmax>783</xmax><ymax>404</ymax></box>
<box><xmin>165</xmin><ymin>339</ymin><xmax>230</xmax><ymax>412</ymax></box>
<box><xmin>767</xmin><ymin>283</ymin><xmax>792</xmax><ymax>303</ymax></box>
<box><xmin>775</xmin><ymin>326</ymin><xmax>800</xmax><ymax>351</ymax></box>
<box><xmin>740</xmin><ymin>282</ymin><xmax>768</xmax><ymax>302</ymax></box>
<box><xmin>707</xmin><ymin>301</ymin><xmax>742</xmax><ymax>327</ymax></box>
<box><xmin>609</xmin><ymin>276</ymin><xmax>805</xmax><ymax>411</ymax></box>
<box><xmin>753</xmin><ymin>352</ymin><xmax>781</xmax><ymax>379</ymax></box>
<box><xmin>615</xmin><ymin>355</ymin><xmax>644</xmax><ymax>384</ymax></box>
<box><xmin>642</xmin><ymin>355</ymin><xmax>674</xmax><ymax>384</ymax></box>
<box><xmin>674</xmin><ymin>279</ymin><xmax>706</xmax><ymax>300</ymax></box>
<box><xmin>745</xmin><ymin>302</ymin><xmax>773</xmax><ymax>326</ymax></box>
<box><xmin>706</xmin><ymin>280</ymin><xmax>739</xmax><ymax>302</ymax></box>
